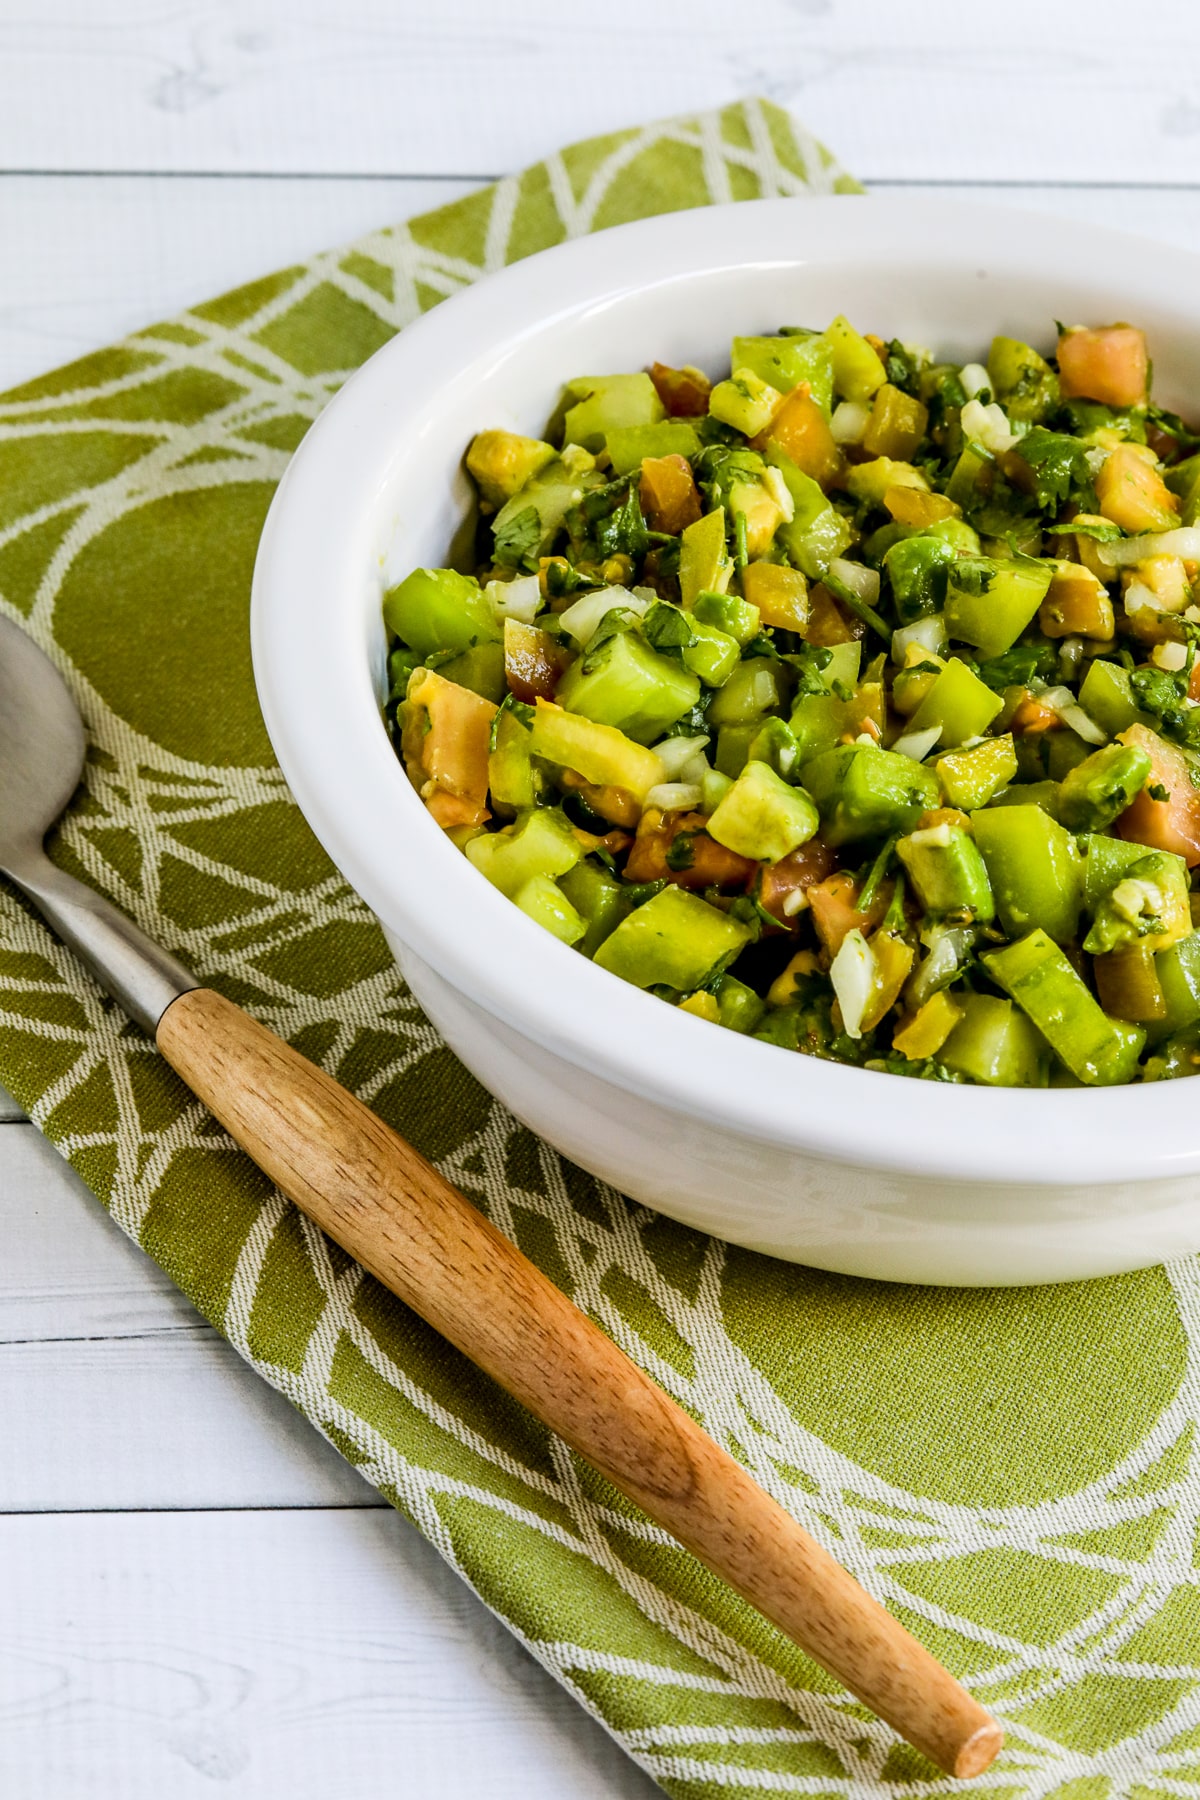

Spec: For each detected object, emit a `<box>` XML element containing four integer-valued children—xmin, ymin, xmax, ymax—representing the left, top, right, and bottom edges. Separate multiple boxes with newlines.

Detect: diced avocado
<box><xmin>562</xmin><ymin>373</ymin><xmax>665</xmax><ymax>451</ymax></box>
<box><xmin>679</xmin><ymin>508</ymin><xmax>732</xmax><ymax>607</ymax></box>
<box><xmin>1056</xmin><ymin>742</ymin><xmax>1154</xmax><ymax>832</ymax></box>
<box><xmin>488</xmin><ymin>706</ymin><xmax>536</xmax><ymax>811</ymax></box>
<box><xmin>883</xmin><ymin>534</ymin><xmax>954</xmax><ymax>623</ymax></box>
<box><xmin>465</xmin><ymin>806</ymin><xmax>582</xmax><ymax>898</ymax></box>
<box><xmin>939</xmin><ymin>993</ymin><xmax>1051</xmax><ymax>1087</ymax></box>
<box><xmin>465</xmin><ymin>430</ymin><xmax>557</xmax><ymax>508</ymax></box>
<box><xmin>513</xmin><ymin>874</ymin><xmax>586</xmax><ymax>945</ymax></box>
<box><xmin>983</xmin><ymin>929</ymin><xmax>1146</xmax><ymax>1086</ymax></box>
<box><xmin>762</xmin><ymin>444</ymin><xmax>854</xmax><ymax>577</ymax></box>
<box><xmin>944</xmin><ymin>557</ymin><xmax>1054</xmax><ymax>659</ymax></box>
<box><xmin>897</xmin><ymin>822</ymin><xmax>995</xmax><ymax>923</ymax></box>
<box><xmin>701</xmin><ymin>767</ymin><xmax>734</xmax><ymax>812</ymax></box>
<box><xmin>822</xmin><ymin>315</ymin><xmax>887</xmax><ymax>403</ymax></box>
<box><xmin>746</xmin><ymin>716</ymin><xmax>803</xmax><ymax>783</ymax></box>
<box><xmin>712</xmin><ymin>974</ymin><xmax>767</xmax><ymax>1034</ymax></box>
<box><xmin>802</xmin><ymin>743</ymin><xmax>940</xmax><ymax>846</ymax></box>
<box><xmin>707</xmin><ymin>657</ymin><xmax>789</xmax><ymax>728</ymax></box>
<box><xmin>594</xmin><ymin>885</ymin><xmax>751</xmax><ymax>990</ymax></box>
<box><xmin>986</xmin><ymin>336</ymin><xmax>1059</xmax><ymax>424</ymax></box>
<box><xmin>559</xmin><ymin>859</ymin><xmax>634</xmax><ymax>957</ymax></box>
<box><xmin>681</xmin><ymin>617</ymin><xmax>740</xmax><ymax>687</ymax></box>
<box><xmin>1084</xmin><ymin>850</ymin><xmax>1191</xmax><ymax>954</ymax></box>
<box><xmin>907</xmin><ymin>658</ymin><xmax>1003</xmax><ymax>747</ymax></box>
<box><xmin>709</xmin><ymin>368</ymin><xmax>783</xmax><ymax>438</ymax></box>
<box><xmin>715</xmin><ymin>723</ymin><xmax>757</xmax><ymax>778</ymax></box>
<box><xmin>1076</xmin><ymin>659</ymin><xmax>1149</xmax><ymax>738</ymax></box>
<box><xmin>693</xmin><ymin>589</ymin><xmax>760</xmax><ymax>645</ymax></box>
<box><xmin>1083</xmin><ymin>833</ymin><xmax>1160</xmax><ymax>911</ymax></box>
<box><xmin>528</xmin><ymin>699</ymin><xmax>664</xmax><ymax>802</ymax></box>
<box><xmin>970</xmin><ymin>805</ymin><xmax>1083</xmax><ymax>944</ymax></box>
<box><xmin>935</xmin><ymin>735</ymin><xmax>1017</xmax><ymax>810</ymax></box>
<box><xmin>1150</xmin><ymin>932</ymin><xmax>1200</xmax><ymax>1042</ymax></box>
<box><xmin>555</xmin><ymin>630</ymin><xmax>700</xmax><ymax>744</ymax></box>
<box><xmin>383</xmin><ymin>567</ymin><xmax>501</xmax><ymax>656</ymax></box>
<box><xmin>437</xmin><ymin>641</ymin><xmax>507</xmax><ymax>703</ymax></box>
<box><xmin>605</xmin><ymin>420</ymin><xmax>701</xmax><ymax>476</ymax></box>
<box><xmin>732</xmin><ymin>333</ymin><xmax>834</xmax><ymax>414</ymax></box>
<box><xmin>707</xmin><ymin>760</ymin><xmax>820</xmax><ymax>862</ymax></box>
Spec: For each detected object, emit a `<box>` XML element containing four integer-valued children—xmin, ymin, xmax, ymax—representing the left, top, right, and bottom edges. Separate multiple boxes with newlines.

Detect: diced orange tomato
<box><xmin>1096</xmin><ymin>444</ymin><xmax>1179</xmax><ymax>534</ymax></box>
<box><xmin>1189</xmin><ymin>658</ymin><xmax>1200</xmax><ymax>703</ymax></box>
<box><xmin>558</xmin><ymin>769</ymin><xmax>641</xmax><ymax>828</ymax></box>
<box><xmin>757</xmin><ymin>383</ymin><xmax>842</xmax><ymax>489</ymax></box>
<box><xmin>740</xmin><ymin>562</ymin><xmax>809</xmax><ymax>632</ymax></box>
<box><xmin>404</xmin><ymin>668</ymin><xmax>496</xmax><ymax>829</ymax></box>
<box><xmin>504</xmin><ymin>618</ymin><xmax>568</xmax><ymax>703</ymax></box>
<box><xmin>1116</xmin><ymin>723</ymin><xmax>1200</xmax><ymax>867</ymax></box>
<box><xmin>808</xmin><ymin>870</ymin><xmax>887</xmax><ymax>957</ymax></box>
<box><xmin>648</xmin><ymin>361</ymin><xmax>711</xmax><ymax>417</ymax></box>
<box><xmin>883</xmin><ymin>485</ymin><xmax>959</xmax><ymax>528</ymax></box>
<box><xmin>757</xmin><ymin>838</ymin><xmax>838</xmax><ymax>927</ymax></box>
<box><xmin>639</xmin><ymin>453</ymin><xmax>703</xmax><ymax>535</ymax></box>
<box><xmin>803</xmin><ymin>582</ymin><xmax>865</xmax><ymax>646</ymax></box>
<box><xmin>1009</xmin><ymin>696</ymin><xmax>1062</xmax><ymax>736</ymax></box>
<box><xmin>624</xmin><ymin>811</ymin><xmax>756</xmax><ymax>890</ymax></box>
<box><xmin>861</xmin><ymin>931</ymin><xmax>915</xmax><ymax>1032</ymax></box>
<box><xmin>1057</xmin><ymin>324</ymin><xmax>1149</xmax><ymax>409</ymax></box>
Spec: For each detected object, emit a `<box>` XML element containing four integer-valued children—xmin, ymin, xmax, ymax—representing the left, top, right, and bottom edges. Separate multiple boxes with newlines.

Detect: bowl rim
<box><xmin>251</xmin><ymin>192</ymin><xmax>1200</xmax><ymax>1188</ymax></box>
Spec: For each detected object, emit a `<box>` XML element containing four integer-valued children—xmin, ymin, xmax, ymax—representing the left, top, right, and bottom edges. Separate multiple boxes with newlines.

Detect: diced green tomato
<box><xmin>709</xmin><ymin>368</ymin><xmax>783</xmax><ymax>437</ymax></box>
<box><xmin>746</xmin><ymin>716</ymin><xmax>803</xmax><ymax>783</ymax></box>
<box><xmin>488</xmin><ymin>708</ymin><xmax>536</xmax><ymax>810</ymax></box>
<box><xmin>908</xmin><ymin>658</ymin><xmax>1004</xmax><ymax>747</ymax></box>
<box><xmin>681</xmin><ymin>618</ymin><xmax>740</xmax><ymax>687</ymax></box>
<box><xmin>986</xmin><ymin>779</ymin><xmax>1062</xmax><ymax>818</ymax></box>
<box><xmin>714</xmin><ymin>724</ymin><xmax>757</xmax><ymax>778</ymax></box>
<box><xmin>437</xmin><ymin>641</ymin><xmax>507</xmax><ymax>703</ymax></box>
<box><xmin>707</xmin><ymin>760</ymin><xmax>819</xmax><ymax>863</ymax></box>
<box><xmin>707</xmin><ymin>657</ymin><xmax>788</xmax><ymax>728</ymax></box>
<box><xmin>563</xmin><ymin>373</ymin><xmax>664</xmax><ymax>451</ymax></box>
<box><xmin>788</xmin><ymin>647</ymin><xmax>870</xmax><ymax>760</ymax></box>
<box><xmin>802</xmin><ymin>743</ymin><xmax>940</xmax><ymax>846</ymax></box>
<box><xmin>986</xmin><ymin>336</ymin><xmax>1058</xmax><ymax>424</ymax></box>
<box><xmin>822</xmin><ymin>315</ymin><xmax>887</xmax><ymax>403</ymax></box>
<box><xmin>939</xmin><ymin>993</ymin><xmax>1051</xmax><ymax>1087</ymax></box>
<box><xmin>1044</xmin><ymin>730</ymin><xmax>1097</xmax><ymax>784</ymax></box>
<box><xmin>383</xmin><ymin>567</ymin><xmax>501</xmax><ymax>656</ymax></box>
<box><xmin>713</xmin><ymin>974</ymin><xmax>767</xmax><ymax>1034</ymax></box>
<box><xmin>1165</xmin><ymin>451</ymin><xmax>1200</xmax><ymax>525</ymax></box>
<box><xmin>701</xmin><ymin>767</ymin><xmax>734</xmax><ymax>812</ymax></box>
<box><xmin>1144</xmin><ymin>1024</ymin><xmax>1200</xmax><ymax>1078</ymax></box>
<box><xmin>982</xmin><ymin>929</ymin><xmax>1146</xmax><ymax>1086</ymax></box>
<box><xmin>1083</xmin><ymin>850</ymin><xmax>1192</xmax><ymax>954</ymax></box>
<box><xmin>604</xmin><ymin>420</ymin><xmax>701</xmax><ymax>476</ymax></box>
<box><xmin>559</xmin><ymin>860</ymin><xmax>633</xmax><ymax>958</ymax></box>
<box><xmin>679</xmin><ymin>508</ymin><xmax>732</xmax><ymax>607</ymax></box>
<box><xmin>922</xmin><ymin>518</ymin><xmax>981</xmax><ymax>556</ymax></box>
<box><xmin>732</xmin><ymin>333</ymin><xmax>834</xmax><ymax>414</ymax></box>
<box><xmin>1083</xmin><ymin>833</ymin><xmax>1161</xmax><ymax>910</ymax></box>
<box><xmin>944</xmin><ymin>557</ymin><xmax>1054</xmax><ymax>659</ymax></box>
<box><xmin>936</xmin><ymin>735</ymin><xmax>1017</xmax><ymax>810</ymax></box>
<box><xmin>513</xmin><ymin>874</ymin><xmax>585</xmax><ymax>944</ymax></box>
<box><xmin>465</xmin><ymin>806</ymin><xmax>582</xmax><ymax>898</ymax></box>
<box><xmin>528</xmin><ymin>701</ymin><xmax>663</xmax><ymax>802</ymax></box>
<box><xmin>1057</xmin><ymin>742</ymin><xmax>1155</xmax><ymax>832</ymax></box>
<box><xmin>556</xmin><ymin>630</ymin><xmax>700</xmax><ymax>744</ymax></box>
<box><xmin>944</xmin><ymin>444</ymin><xmax>991</xmax><ymax>509</ymax></box>
<box><xmin>1076</xmin><ymin>659</ymin><xmax>1148</xmax><ymax>738</ymax></box>
<box><xmin>897</xmin><ymin>823</ymin><xmax>995</xmax><ymax>923</ymax></box>
<box><xmin>490</xmin><ymin>459</ymin><xmax>600</xmax><ymax>562</ymax></box>
<box><xmin>693</xmin><ymin>589</ymin><xmax>761</xmax><ymax>645</ymax></box>
<box><xmin>1150</xmin><ymin>933</ymin><xmax>1200</xmax><ymax>1042</ymax></box>
<box><xmin>762</xmin><ymin>445</ymin><xmax>854</xmax><ymax>577</ymax></box>
<box><xmin>883</xmin><ymin>534</ymin><xmax>954</xmax><ymax>623</ymax></box>
<box><xmin>970</xmin><ymin>805</ymin><xmax>1083</xmax><ymax>944</ymax></box>
<box><xmin>594</xmin><ymin>886</ymin><xmax>751</xmax><ymax>990</ymax></box>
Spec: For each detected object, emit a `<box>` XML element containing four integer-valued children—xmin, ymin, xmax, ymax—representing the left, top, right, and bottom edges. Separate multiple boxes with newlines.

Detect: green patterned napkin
<box><xmin>1</xmin><ymin>97</ymin><xmax>1198</xmax><ymax>1796</ymax></box>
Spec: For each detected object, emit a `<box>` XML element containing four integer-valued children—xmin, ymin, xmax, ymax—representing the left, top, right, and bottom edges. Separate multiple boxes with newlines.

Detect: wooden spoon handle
<box><xmin>156</xmin><ymin>986</ymin><xmax>1001</xmax><ymax>1778</ymax></box>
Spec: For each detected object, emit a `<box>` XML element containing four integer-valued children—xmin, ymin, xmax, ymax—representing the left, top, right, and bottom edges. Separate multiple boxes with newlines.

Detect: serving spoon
<box><xmin>0</xmin><ymin>614</ymin><xmax>1002</xmax><ymax>1779</ymax></box>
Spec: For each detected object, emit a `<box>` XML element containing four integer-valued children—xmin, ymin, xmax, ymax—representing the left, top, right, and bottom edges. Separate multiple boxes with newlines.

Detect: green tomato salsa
<box><xmin>385</xmin><ymin>317</ymin><xmax>1200</xmax><ymax>1087</ymax></box>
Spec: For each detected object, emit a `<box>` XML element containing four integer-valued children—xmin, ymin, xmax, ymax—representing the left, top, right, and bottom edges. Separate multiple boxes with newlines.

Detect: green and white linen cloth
<box><xmin>0</xmin><ymin>98</ymin><xmax>1197</xmax><ymax>1798</ymax></box>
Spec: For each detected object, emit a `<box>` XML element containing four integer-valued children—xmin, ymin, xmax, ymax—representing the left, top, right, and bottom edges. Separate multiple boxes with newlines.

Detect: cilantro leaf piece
<box><xmin>492</xmin><ymin>504</ymin><xmax>542</xmax><ymax>569</ymax></box>
<box><xmin>1013</xmin><ymin>427</ymin><xmax>1098</xmax><ymax>512</ymax></box>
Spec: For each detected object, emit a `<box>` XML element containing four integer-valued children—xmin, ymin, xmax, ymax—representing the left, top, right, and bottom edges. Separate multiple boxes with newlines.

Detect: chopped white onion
<box><xmin>650</xmin><ymin>734</ymin><xmax>710</xmax><ymax>780</ymax></box>
<box><xmin>958</xmin><ymin>362</ymin><xmax>991</xmax><ymax>400</ymax></box>
<box><xmin>644</xmin><ymin>782</ymin><xmax>702</xmax><ymax>814</ymax></box>
<box><xmin>1038</xmin><ymin>685</ymin><xmax>1108</xmax><ymax>745</ymax></box>
<box><xmin>830</xmin><ymin>928</ymin><xmax>876</xmax><ymax>1041</ymax></box>
<box><xmin>891</xmin><ymin>615</ymin><xmax>948</xmax><ymax>664</ymax></box>
<box><xmin>1096</xmin><ymin>527</ymin><xmax>1200</xmax><ymax>570</ymax></box>
<box><xmin>1152</xmin><ymin>641</ymin><xmax>1189</xmax><ymax>672</ymax></box>
<box><xmin>485</xmin><ymin>573</ymin><xmax>541</xmax><ymax>624</ymax></box>
<box><xmin>891</xmin><ymin>724</ymin><xmax>943</xmax><ymax>762</ymax></box>
<box><xmin>679</xmin><ymin>751</ymin><xmax>712</xmax><ymax>786</ymax></box>
<box><xmin>763</xmin><ymin>464</ymin><xmax>795</xmax><ymax>522</ymax></box>
<box><xmin>558</xmin><ymin>584</ymin><xmax>650</xmax><ymax>644</ymax></box>
<box><xmin>831</xmin><ymin>399</ymin><xmax>871</xmax><ymax>445</ymax></box>
<box><xmin>782</xmin><ymin>887</ymin><xmax>810</xmax><ymax>917</ymax></box>
<box><xmin>830</xmin><ymin>558</ymin><xmax>881</xmax><ymax>604</ymax></box>
<box><xmin>960</xmin><ymin>397</ymin><xmax>1018</xmax><ymax>455</ymax></box>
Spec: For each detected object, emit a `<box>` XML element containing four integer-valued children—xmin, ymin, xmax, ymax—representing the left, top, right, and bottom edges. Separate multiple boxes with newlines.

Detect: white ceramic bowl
<box><xmin>251</xmin><ymin>195</ymin><xmax>1200</xmax><ymax>1287</ymax></box>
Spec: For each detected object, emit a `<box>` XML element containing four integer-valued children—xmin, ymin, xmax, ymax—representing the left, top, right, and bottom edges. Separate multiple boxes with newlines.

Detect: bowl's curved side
<box><xmin>251</xmin><ymin>194</ymin><xmax>1200</xmax><ymax>1252</ymax></box>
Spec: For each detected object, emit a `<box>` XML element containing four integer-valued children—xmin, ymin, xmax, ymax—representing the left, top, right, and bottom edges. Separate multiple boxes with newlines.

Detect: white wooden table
<box><xmin>2</xmin><ymin>3</ymin><xmax>1199</xmax><ymax>1793</ymax></box>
